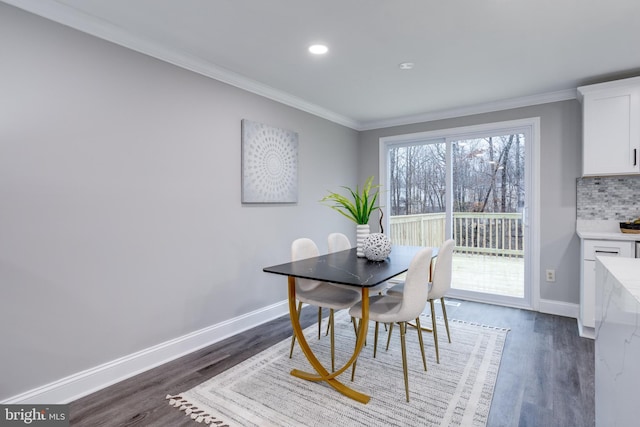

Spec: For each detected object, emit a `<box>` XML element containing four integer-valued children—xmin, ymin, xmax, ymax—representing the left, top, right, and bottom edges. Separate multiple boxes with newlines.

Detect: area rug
<box><xmin>167</xmin><ymin>311</ymin><xmax>509</xmax><ymax>427</ymax></box>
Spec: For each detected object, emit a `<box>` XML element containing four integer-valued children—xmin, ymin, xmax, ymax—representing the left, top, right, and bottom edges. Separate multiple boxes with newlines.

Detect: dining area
<box><xmin>3</xmin><ymin>5</ymin><xmax>602</xmax><ymax>423</ymax></box>
<box><xmin>263</xmin><ymin>233</ymin><xmax>455</xmax><ymax>404</ymax></box>
<box><xmin>163</xmin><ymin>178</ymin><xmax>510</xmax><ymax>425</ymax></box>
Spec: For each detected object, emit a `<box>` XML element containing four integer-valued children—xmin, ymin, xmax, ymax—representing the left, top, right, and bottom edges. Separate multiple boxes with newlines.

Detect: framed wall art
<box><xmin>241</xmin><ymin>119</ymin><xmax>298</xmax><ymax>203</ymax></box>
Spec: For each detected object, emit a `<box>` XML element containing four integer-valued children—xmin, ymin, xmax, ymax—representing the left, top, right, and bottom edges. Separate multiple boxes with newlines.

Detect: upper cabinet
<box><xmin>578</xmin><ymin>76</ymin><xmax>640</xmax><ymax>176</ymax></box>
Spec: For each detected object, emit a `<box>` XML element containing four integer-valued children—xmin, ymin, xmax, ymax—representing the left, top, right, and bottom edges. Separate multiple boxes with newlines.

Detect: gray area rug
<box><xmin>167</xmin><ymin>311</ymin><xmax>508</xmax><ymax>426</ymax></box>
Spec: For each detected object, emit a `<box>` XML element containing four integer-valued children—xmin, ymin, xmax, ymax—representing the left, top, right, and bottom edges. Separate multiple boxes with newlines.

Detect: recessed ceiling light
<box><xmin>309</xmin><ymin>44</ymin><xmax>329</xmax><ymax>55</ymax></box>
<box><xmin>399</xmin><ymin>62</ymin><xmax>414</xmax><ymax>70</ymax></box>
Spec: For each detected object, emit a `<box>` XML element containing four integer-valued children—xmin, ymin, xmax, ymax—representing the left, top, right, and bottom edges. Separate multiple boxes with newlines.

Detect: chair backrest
<box><xmin>430</xmin><ymin>239</ymin><xmax>455</xmax><ymax>299</ymax></box>
<box><xmin>327</xmin><ymin>232</ymin><xmax>351</xmax><ymax>253</ymax></box>
<box><xmin>291</xmin><ymin>238</ymin><xmax>323</xmax><ymax>292</ymax></box>
<box><xmin>395</xmin><ymin>247</ymin><xmax>433</xmax><ymax>321</ymax></box>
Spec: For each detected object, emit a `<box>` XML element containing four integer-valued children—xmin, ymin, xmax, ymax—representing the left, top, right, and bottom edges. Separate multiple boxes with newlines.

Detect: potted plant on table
<box><xmin>320</xmin><ymin>176</ymin><xmax>381</xmax><ymax>257</ymax></box>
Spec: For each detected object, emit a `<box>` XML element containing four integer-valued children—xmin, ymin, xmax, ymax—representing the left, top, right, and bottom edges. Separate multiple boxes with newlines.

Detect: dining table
<box><xmin>263</xmin><ymin>244</ymin><xmax>436</xmax><ymax>404</ymax></box>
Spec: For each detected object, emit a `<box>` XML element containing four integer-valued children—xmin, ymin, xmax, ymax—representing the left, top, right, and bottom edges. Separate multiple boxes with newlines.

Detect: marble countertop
<box><xmin>595</xmin><ymin>255</ymin><xmax>640</xmax><ymax>427</ymax></box>
<box><xmin>576</xmin><ymin>219</ymin><xmax>640</xmax><ymax>241</ymax></box>
<box><xmin>598</xmin><ymin>257</ymin><xmax>640</xmax><ymax>303</ymax></box>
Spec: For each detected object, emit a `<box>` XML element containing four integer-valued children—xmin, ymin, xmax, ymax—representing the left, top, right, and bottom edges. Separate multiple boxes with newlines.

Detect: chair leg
<box><xmin>415</xmin><ymin>316</ymin><xmax>427</xmax><ymax>371</ymax></box>
<box><xmin>289</xmin><ymin>301</ymin><xmax>303</xmax><ymax>358</ymax></box>
<box><xmin>386</xmin><ymin>322</ymin><xmax>394</xmax><ymax>351</ymax></box>
<box><xmin>373</xmin><ymin>321</ymin><xmax>379</xmax><ymax>358</ymax></box>
<box><xmin>430</xmin><ymin>299</ymin><xmax>440</xmax><ymax>364</ymax></box>
<box><xmin>325</xmin><ymin>309</ymin><xmax>331</xmax><ymax>336</ymax></box>
<box><xmin>317</xmin><ymin>307</ymin><xmax>322</xmax><ymax>340</ymax></box>
<box><xmin>330</xmin><ymin>309</ymin><xmax>335</xmax><ymax>372</ymax></box>
<box><xmin>379</xmin><ymin>289</ymin><xmax>387</xmax><ymax>332</ymax></box>
<box><xmin>441</xmin><ymin>298</ymin><xmax>451</xmax><ymax>343</ymax></box>
<box><xmin>400</xmin><ymin>321</ymin><xmax>410</xmax><ymax>402</ymax></box>
<box><xmin>350</xmin><ymin>314</ymin><xmax>367</xmax><ymax>347</ymax></box>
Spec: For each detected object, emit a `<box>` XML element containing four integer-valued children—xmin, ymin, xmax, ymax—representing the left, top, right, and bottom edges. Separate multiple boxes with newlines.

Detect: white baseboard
<box><xmin>3</xmin><ymin>300</ymin><xmax>289</xmax><ymax>405</ymax></box>
<box><xmin>3</xmin><ymin>297</ymin><xmax>585</xmax><ymax>404</ymax></box>
<box><xmin>537</xmin><ymin>299</ymin><xmax>592</xmax><ymax>338</ymax></box>
<box><xmin>537</xmin><ymin>299</ymin><xmax>579</xmax><ymax>319</ymax></box>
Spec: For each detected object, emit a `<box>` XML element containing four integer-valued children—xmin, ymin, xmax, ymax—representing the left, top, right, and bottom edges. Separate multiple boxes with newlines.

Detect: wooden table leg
<box><xmin>287</xmin><ymin>276</ymin><xmax>370</xmax><ymax>404</ymax></box>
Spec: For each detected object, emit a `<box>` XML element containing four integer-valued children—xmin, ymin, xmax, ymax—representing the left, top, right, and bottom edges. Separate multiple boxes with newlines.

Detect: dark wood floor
<box><xmin>69</xmin><ymin>300</ymin><xmax>595</xmax><ymax>426</ymax></box>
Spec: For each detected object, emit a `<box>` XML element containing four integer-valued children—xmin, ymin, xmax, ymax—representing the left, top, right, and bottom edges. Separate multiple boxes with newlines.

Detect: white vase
<box><xmin>356</xmin><ymin>224</ymin><xmax>370</xmax><ymax>257</ymax></box>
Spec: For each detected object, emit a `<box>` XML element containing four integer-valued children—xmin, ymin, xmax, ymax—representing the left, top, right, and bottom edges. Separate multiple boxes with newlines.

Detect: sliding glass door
<box><xmin>380</xmin><ymin>119</ymin><xmax>538</xmax><ymax>308</ymax></box>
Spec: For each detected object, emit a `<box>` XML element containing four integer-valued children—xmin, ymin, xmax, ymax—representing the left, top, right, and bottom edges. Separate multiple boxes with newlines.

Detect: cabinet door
<box><xmin>583</xmin><ymin>87</ymin><xmax>640</xmax><ymax>176</ymax></box>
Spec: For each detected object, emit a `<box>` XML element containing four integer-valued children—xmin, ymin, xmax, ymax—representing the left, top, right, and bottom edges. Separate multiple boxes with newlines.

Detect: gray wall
<box><xmin>0</xmin><ymin>4</ymin><xmax>359</xmax><ymax>400</ymax></box>
<box><xmin>358</xmin><ymin>100</ymin><xmax>582</xmax><ymax>305</ymax></box>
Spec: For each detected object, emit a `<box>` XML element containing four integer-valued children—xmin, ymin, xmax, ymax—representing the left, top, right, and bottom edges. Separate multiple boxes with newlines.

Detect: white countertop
<box><xmin>598</xmin><ymin>257</ymin><xmax>640</xmax><ymax>303</ymax></box>
<box><xmin>595</xmin><ymin>256</ymin><xmax>640</xmax><ymax>426</ymax></box>
<box><xmin>576</xmin><ymin>219</ymin><xmax>640</xmax><ymax>241</ymax></box>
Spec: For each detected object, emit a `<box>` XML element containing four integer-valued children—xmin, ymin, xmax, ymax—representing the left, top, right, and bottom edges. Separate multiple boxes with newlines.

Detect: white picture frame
<box><xmin>241</xmin><ymin>119</ymin><xmax>298</xmax><ymax>203</ymax></box>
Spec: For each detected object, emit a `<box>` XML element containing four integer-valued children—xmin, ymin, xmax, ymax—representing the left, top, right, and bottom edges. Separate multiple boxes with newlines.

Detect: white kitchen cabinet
<box><xmin>579</xmin><ymin>239</ymin><xmax>634</xmax><ymax>337</ymax></box>
<box><xmin>578</xmin><ymin>76</ymin><xmax>640</xmax><ymax>176</ymax></box>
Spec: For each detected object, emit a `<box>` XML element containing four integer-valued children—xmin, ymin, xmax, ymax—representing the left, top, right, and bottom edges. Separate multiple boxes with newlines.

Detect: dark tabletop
<box><xmin>263</xmin><ymin>245</ymin><xmax>435</xmax><ymax>288</ymax></box>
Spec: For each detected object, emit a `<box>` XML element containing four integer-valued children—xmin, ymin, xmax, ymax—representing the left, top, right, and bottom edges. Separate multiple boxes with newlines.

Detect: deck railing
<box><xmin>389</xmin><ymin>212</ymin><xmax>524</xmax><ymax>257</ymax></box>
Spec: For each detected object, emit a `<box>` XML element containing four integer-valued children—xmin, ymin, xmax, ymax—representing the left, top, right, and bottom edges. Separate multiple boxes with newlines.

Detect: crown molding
<box><xmin>4</xmin><ymin>0</ymin><xmax>579</xmax><ymax>132</ymax></box>
<box><xmin>356</xmin><ymin>89</ymin><xmax>578</xmax><ymax>131</ymax></box>
<box><xmin>2</xmin><ymin>0</ymin><xmax>360</xmax><ymax>130</ymax></box>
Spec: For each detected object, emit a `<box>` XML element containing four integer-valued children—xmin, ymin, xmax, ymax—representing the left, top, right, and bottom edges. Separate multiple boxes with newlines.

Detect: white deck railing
<box><xmin>389</xmin><ymin>212</ymin><xmax>524</xmax><ymax>257</ymax></box>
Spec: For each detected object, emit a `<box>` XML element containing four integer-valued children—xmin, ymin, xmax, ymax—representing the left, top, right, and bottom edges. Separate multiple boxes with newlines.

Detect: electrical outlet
<box><xmin>546</xmin><ymin>269</ymin><xmax>556</xmax><ymax>282</ymax></box>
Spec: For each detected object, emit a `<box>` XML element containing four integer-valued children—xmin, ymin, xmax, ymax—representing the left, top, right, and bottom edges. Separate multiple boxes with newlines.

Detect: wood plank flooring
<box><xmin>69</xmin><ymin>300</ymin><xmax>595</xmax><ymax>426</ymax></box>
<box><xmin>441</xmin><ymin>300</ymin><xmax>595</xmax><ymax>427</ymax></box>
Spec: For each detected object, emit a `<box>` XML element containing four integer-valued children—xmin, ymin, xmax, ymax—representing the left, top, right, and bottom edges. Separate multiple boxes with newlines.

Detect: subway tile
<box><xmin>577</xmin><ymin>176</ymin><xmax>640</xmax><ymax>220</ymax></box>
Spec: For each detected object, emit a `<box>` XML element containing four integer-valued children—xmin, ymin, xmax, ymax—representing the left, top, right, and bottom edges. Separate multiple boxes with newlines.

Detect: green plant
<box><xmin>320</xmin><ymin>176</ymin><xmax>380</xmax><ymax>225</ymax></box>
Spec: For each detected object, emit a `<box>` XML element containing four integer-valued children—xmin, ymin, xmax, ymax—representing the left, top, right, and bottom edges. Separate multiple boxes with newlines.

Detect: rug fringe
<box><xmin>448</xmin><ymin>318</ymin><xmax>510</xmax><ymax>332</ymax></box>
<box><xmin>166</xmin><ymin>394</ymin><xmax>230</xmax><ymax>426</ymax></box>
<box><xmin>418</xmin><ymin>314</ymin><xmax>511</xmax><ymax>332</ymax></box>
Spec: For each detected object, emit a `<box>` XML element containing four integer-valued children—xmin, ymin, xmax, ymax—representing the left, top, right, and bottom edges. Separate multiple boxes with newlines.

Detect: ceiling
<box><xmin>6</xmin><ymin>0</ymin><xmax>640</xmax><ymax>130</ymax></box>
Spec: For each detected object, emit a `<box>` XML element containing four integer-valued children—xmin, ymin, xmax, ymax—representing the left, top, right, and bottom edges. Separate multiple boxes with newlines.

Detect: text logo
<box><xmin>1</xmin><ymin>405</ymin><xmax>69</xmax><ymax>426</ymax></box>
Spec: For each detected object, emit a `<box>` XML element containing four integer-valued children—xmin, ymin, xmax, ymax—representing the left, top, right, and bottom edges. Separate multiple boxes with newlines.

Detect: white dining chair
<box><xmin>327</xmin><ymin>230</ymin><xmax>390</xmax><ymax>291</ymax></box>
<box><xmin>326</xmin><ymin>232</ymin><xmax>388</xmax><ymax>338</ymax></box>
<box><xmin>328</xmin><ymin>232</ymin><xmax>351</xmax><ymax>253</ymax></box>
<box><xmin>327</xmin><ymin>231</ymin><xmax>393</xmax><ymax>340</ymax></box>
<box><xmin>324</xmin><ymin>233</ymin><xmax>357</xmax><ymax>337</ymax></box>
<box><xmin>289</xmin><ymin>238</ymin><xmax>362</xmax><ymax>372</ymax></box>
<box><xmin>386</xmin><ymin>238</ymin><xmax>454</xmax><ymax>364</ymax></box>
<box><xmin>349</xmin><ymin>247</ymin><xmax>433</xmax><ymax>402</ymax></box>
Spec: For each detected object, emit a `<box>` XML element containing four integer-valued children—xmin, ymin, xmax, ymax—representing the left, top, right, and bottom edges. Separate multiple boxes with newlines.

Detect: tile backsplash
<box><xmin>577</xmin><ymin>176</ymin><xmax>640</xmax><ymax>220</ymax></box>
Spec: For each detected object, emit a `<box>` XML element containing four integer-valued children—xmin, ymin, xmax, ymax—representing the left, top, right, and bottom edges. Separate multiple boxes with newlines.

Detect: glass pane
<box><xmin>451</xmin><ymin>135</ymin><xmax>525</xmax><ymax>297</ymax></box>
<box><xmin>388</xmin><ymin>141</ymin><xmax>446</xmax><ymax>249</ymax></box>
<box><xmin>388</xmin><ymin>133</ymin><xmax>526</xmax><ymax>300</ymax></box>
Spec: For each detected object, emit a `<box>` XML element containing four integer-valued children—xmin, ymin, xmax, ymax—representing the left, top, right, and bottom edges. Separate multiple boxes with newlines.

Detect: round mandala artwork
<box><xmin>242</xmin><ymin>119</ymin><xmax>298</xmax><ymax>203</ymax></box>
<box><xmin>363</xmin><ymin>233</ymin><xmax>392</xmax><ymax>261</ymax></box>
